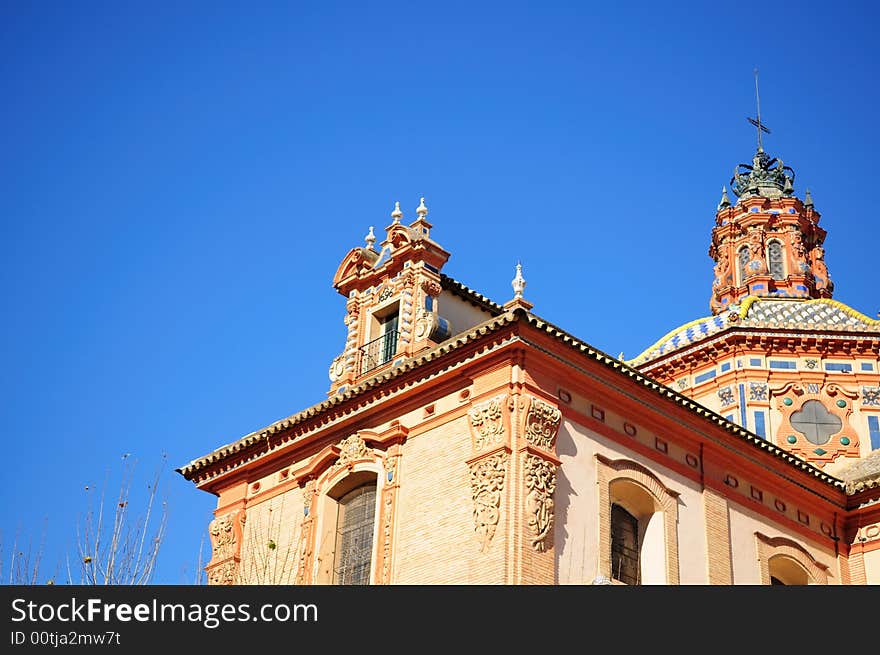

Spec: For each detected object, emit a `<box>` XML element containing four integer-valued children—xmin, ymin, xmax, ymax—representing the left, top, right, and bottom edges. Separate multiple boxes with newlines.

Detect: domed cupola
<box><xmin>708</xmin><ymin>146</ymin><xmax>832</xmax><ymax>315</ymax></box>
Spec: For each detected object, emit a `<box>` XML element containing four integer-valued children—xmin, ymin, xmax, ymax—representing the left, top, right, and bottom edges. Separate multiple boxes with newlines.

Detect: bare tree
<box><xmin>238</xmin><ymin>494</ymin><xmax>302</xmax><ymax>584</ymax></box>
<box><xmin>0</xmin><ymin>519</ymin><xmax>54</xmax><ymax>585</ymax></box>
<box><xmin>71</xmin><ymin>453</ymin><xmax>169</xmax><ymax>585</ymax></box>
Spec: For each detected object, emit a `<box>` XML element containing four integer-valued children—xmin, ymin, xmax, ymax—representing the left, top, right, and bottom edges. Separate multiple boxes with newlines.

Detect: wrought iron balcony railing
<box><xmin>359</xmin><ymin>330</ymin><xmax>399</xmax><ymax>375</ymax></box>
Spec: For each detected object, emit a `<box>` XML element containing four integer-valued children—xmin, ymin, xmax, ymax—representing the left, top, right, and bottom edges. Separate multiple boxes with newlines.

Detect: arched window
<box><xmin>738</xmin><ymin>246</ymin><xmax>751</xmax><ymax>285</ymax></box>
<box><xmin>767</xmin><ymin>241</ymin><xmax>784</xmax><ymax>280</ymax></box>
<box><xmin>755</xmin><ymin>533</ymin><xmax>829</xmax><ymax>585</ymax></box>
<box><xmin>611</xmin><ymin>504</ymin><xmax>640</xmax><ymax>585</ymax></box>
<box><xmin>597</xmin><ymin>455</ymin><xmax>681</xmax><ymax>585</ymax></box>
<box><xmin>332</xmin><ymin>481</ymin><xmax>378</xmax><ymax>585</ymax></box>
<box><xmin>768</xmin><ymin>555</ymin><xmax>810</xmax><ymax>585</ymax></box>
<box><xmin>608</xmin><ymin>481</ymin><xmax>666</xmax><ymax>585</ymax></box>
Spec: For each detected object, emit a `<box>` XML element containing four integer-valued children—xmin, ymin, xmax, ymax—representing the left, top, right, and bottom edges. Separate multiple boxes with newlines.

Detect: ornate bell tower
<box><xmin>708</xmin><ymin>151</ymin><xmax>833</xmax><ymax>314</ymax></box>
<box><xmin>708</xmin><ymin>72</ymin><xmax>833</xmax><ymax>315</ymax></box>
<box><xmin>328</xmin><ymin>198</ymin><xmax>454</xmax><ymax>396</ymax></box>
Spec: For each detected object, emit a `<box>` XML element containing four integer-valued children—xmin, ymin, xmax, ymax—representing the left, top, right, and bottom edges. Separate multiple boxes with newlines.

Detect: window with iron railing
<box><xmin>359</xmin><ymin>329</ymin><xmax>399</xmax><ymax>375</ymax></box>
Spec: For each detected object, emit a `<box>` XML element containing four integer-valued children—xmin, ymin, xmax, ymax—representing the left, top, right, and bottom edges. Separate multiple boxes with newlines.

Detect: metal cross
<box><xmin>747</xmin><ymin>67</ymin><xmax>771</xmax><ymax>150</ymax></box>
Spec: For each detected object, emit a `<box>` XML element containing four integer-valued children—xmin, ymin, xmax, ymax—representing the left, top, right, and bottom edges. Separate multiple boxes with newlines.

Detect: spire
<box><xmin>364</xmin><ymin>225</ymin><xmax>376</xmax><ymax>249</ymax></box>
<box><xmin>718</xmin><ymin>186</ymin><xmax>731</xmax><ymax>210</ymax></box>
<box><xmin>416</xmin><ymin>197</ymin><xmax>428</xmax><ymax>219</ymax></box>
<box><xmin>747</xmin><ymin>68</ymin><xmax>771</xmax><ymax>152</ymax></box>
<box><xmin>391</xmin><ymin>201</ymin><xmax>403</xmax><ymax>223</ymax></box>
<box><xmin>804</xmin><ymin>188</ymin><xmax>814</xmax><ymax>208</ymax></box>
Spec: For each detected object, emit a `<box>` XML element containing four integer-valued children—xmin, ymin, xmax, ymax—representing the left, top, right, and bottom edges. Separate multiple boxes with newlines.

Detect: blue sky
<box><xmin>2</xmin><ymin>2</ymin><xmax>877</xmax><ymax>584</ymax></box>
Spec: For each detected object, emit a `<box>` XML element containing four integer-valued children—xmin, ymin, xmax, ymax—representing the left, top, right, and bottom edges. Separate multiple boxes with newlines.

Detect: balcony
<box><xmin>359</xmin><ymin>330</ymin><xmax>399</xmax><ymax>375</ymax></box>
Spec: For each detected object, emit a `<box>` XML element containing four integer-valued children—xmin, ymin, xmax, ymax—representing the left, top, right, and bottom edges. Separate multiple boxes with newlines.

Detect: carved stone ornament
<box><xmin>414</xmin><ymin>307</ymin><xmax>435</xmax><ymax>340</ymax></box>
<box><xmin>337</xmin><ymin>434</ymin><xmax>370</xmax><ymax>465</ymax></box>
<box><xmin>523</xmin><ymin>397</ymin><xmax>562</xmax><ymax>450</ymax></box>
<box><xmin>209</xmin><ymin>514</ymin><xmax>236</xmax><ymax>561</ymax></box>
<box><xmin>303</xmin><ymin>479</ymin><xmax>316</xmax><ymax>515</ymax></box>
<box><xmin>468</xmin><ymin>395</ymin><xmax>507</xmax><ymax>451</ymax></box>
<box><xmin>328</xmin><ymin>354</ymin><xmax>345</xmax><ymax>382</ymax></box>
<box><xmin>524</xmin><ymin>454</ymin><xmax>556</xmax><ymax>552</ymax></box>
<box><xmin>420</xmin><ymin>280</ymin><xmax>442</xmax><ymax>297</ymax></box>
<box><xmin>383</xmin><ymin>455</ymin><xmax>397</xmax><ymax>482</ymax></box>
<box><xmin>296</xmin><ymin>519</ymin><xmax>311</xmax><ymax>585</ymax></box>
<box><xmin>468</xmin><ymin>451</ymin><xmax>509</xmax><ymax>552</ymax></box>
<box><xmin>381</xmin><ymin>492</ymin><xmax>394</xmax><ymax>583</ymax></box>
<box><xmin>208</xmin><ymin>561</ymin><xmax>236</xmax><ymax>586</ymax></box>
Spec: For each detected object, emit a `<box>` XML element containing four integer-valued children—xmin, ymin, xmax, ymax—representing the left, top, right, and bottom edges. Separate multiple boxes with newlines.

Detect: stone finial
<box><xmin>416</xmin><ymin>197</ymin><xmax>428</xmax><ymax>219</ymax></box>
<box><xmin>718</xmin><ymin>186</ymin><xmax>731</xmax><ymax>210</ymax></box>
<box><xmin>504</xmin><ymin>261</ymin><xmax>533</xmax><ymax>311</ymax></box>
<box><xmin>391</xmin><ymin>201</ymin><xmax>403</xmax><ymax>223</ymax></box>
<box><xmin>512</xmin><ymin>261</ymin><xmax>526</xmax><ymax>299</ymax></box>
<box><xmin>365</xmin><ymin>225</ymin><xmax>376</xmax><ymax>249</ymax></box>
<box><xmin>804</xmin><ymin>188</ymin><xmax>814</xmax><ymax>208</ymax></box>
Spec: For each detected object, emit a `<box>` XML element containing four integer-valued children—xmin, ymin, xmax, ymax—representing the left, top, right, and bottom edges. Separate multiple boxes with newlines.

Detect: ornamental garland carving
<box><xmin>337</xmin><ymin>434</ymin><xmax>370</xmax><ymax>465</ymax></box>
<box><xmin>381</xmin><ymin>492</ymin><xmax>394</xmax><ymax>582</ymax></box>
<box><xmin>523</xmin><ymin>397</ymin><xmax>562</xmax><ymax>450</ymax></box>
<box><xmin>468</xmin><ymin>395</ymin><xmax>507</xmax><ymax>451</ymax></box>
<box><xmin>468</xmin><ymin>452</ymin><xmax>509</xmax><ymax>552</ymax></box>
<box><xmin>295</xmin><ymin>481</ymin><xmax>317</xmax><ymax>585</ymax></box>
<box><xmin>524</xmin><ymin>454</ymin><xmax>556</xmax><ymax>552</ymax></box>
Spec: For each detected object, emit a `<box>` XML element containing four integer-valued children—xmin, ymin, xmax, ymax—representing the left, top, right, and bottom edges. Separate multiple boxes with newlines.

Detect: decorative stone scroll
<box><xmin>468</xmin><ymin>394</ymin><xmax>507</xmax><ymax>451</ymax></box>
<box><xmin>524</xmin><ymin>454</ymin><xmax>556</xmax><ymax>552</ymax></box>
<box><xmin>468</xmin><ymin>451</ymin><xmax>509</xmax><ymax>552</ymax></box>
<box><xmin>337</xmin><ymin>434</ymin><xmax>370</xmax><ymax>465</ymax></box>
<box><xmin>328</xmin><ymin>354</ymin><xmax>345</xmax><ymax>382</ymax></box>
<box><xmin>523</xmin><ymin>397</ymin><xmax>562</xmax><ymax>450</ymax></box>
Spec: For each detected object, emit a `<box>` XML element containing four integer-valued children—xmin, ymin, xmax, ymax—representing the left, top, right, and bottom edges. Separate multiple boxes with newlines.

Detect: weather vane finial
<box><xmin>747</xmin><ymin>67</ymin><xmax>770</xmax><ymax>151</ymax></box>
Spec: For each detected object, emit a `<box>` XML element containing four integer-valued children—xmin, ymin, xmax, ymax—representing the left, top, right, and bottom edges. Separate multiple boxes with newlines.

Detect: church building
<box><xmin>178</xmin><ymin>142</ymin><xmax>880</xmax><ymax>585</ymax></box>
